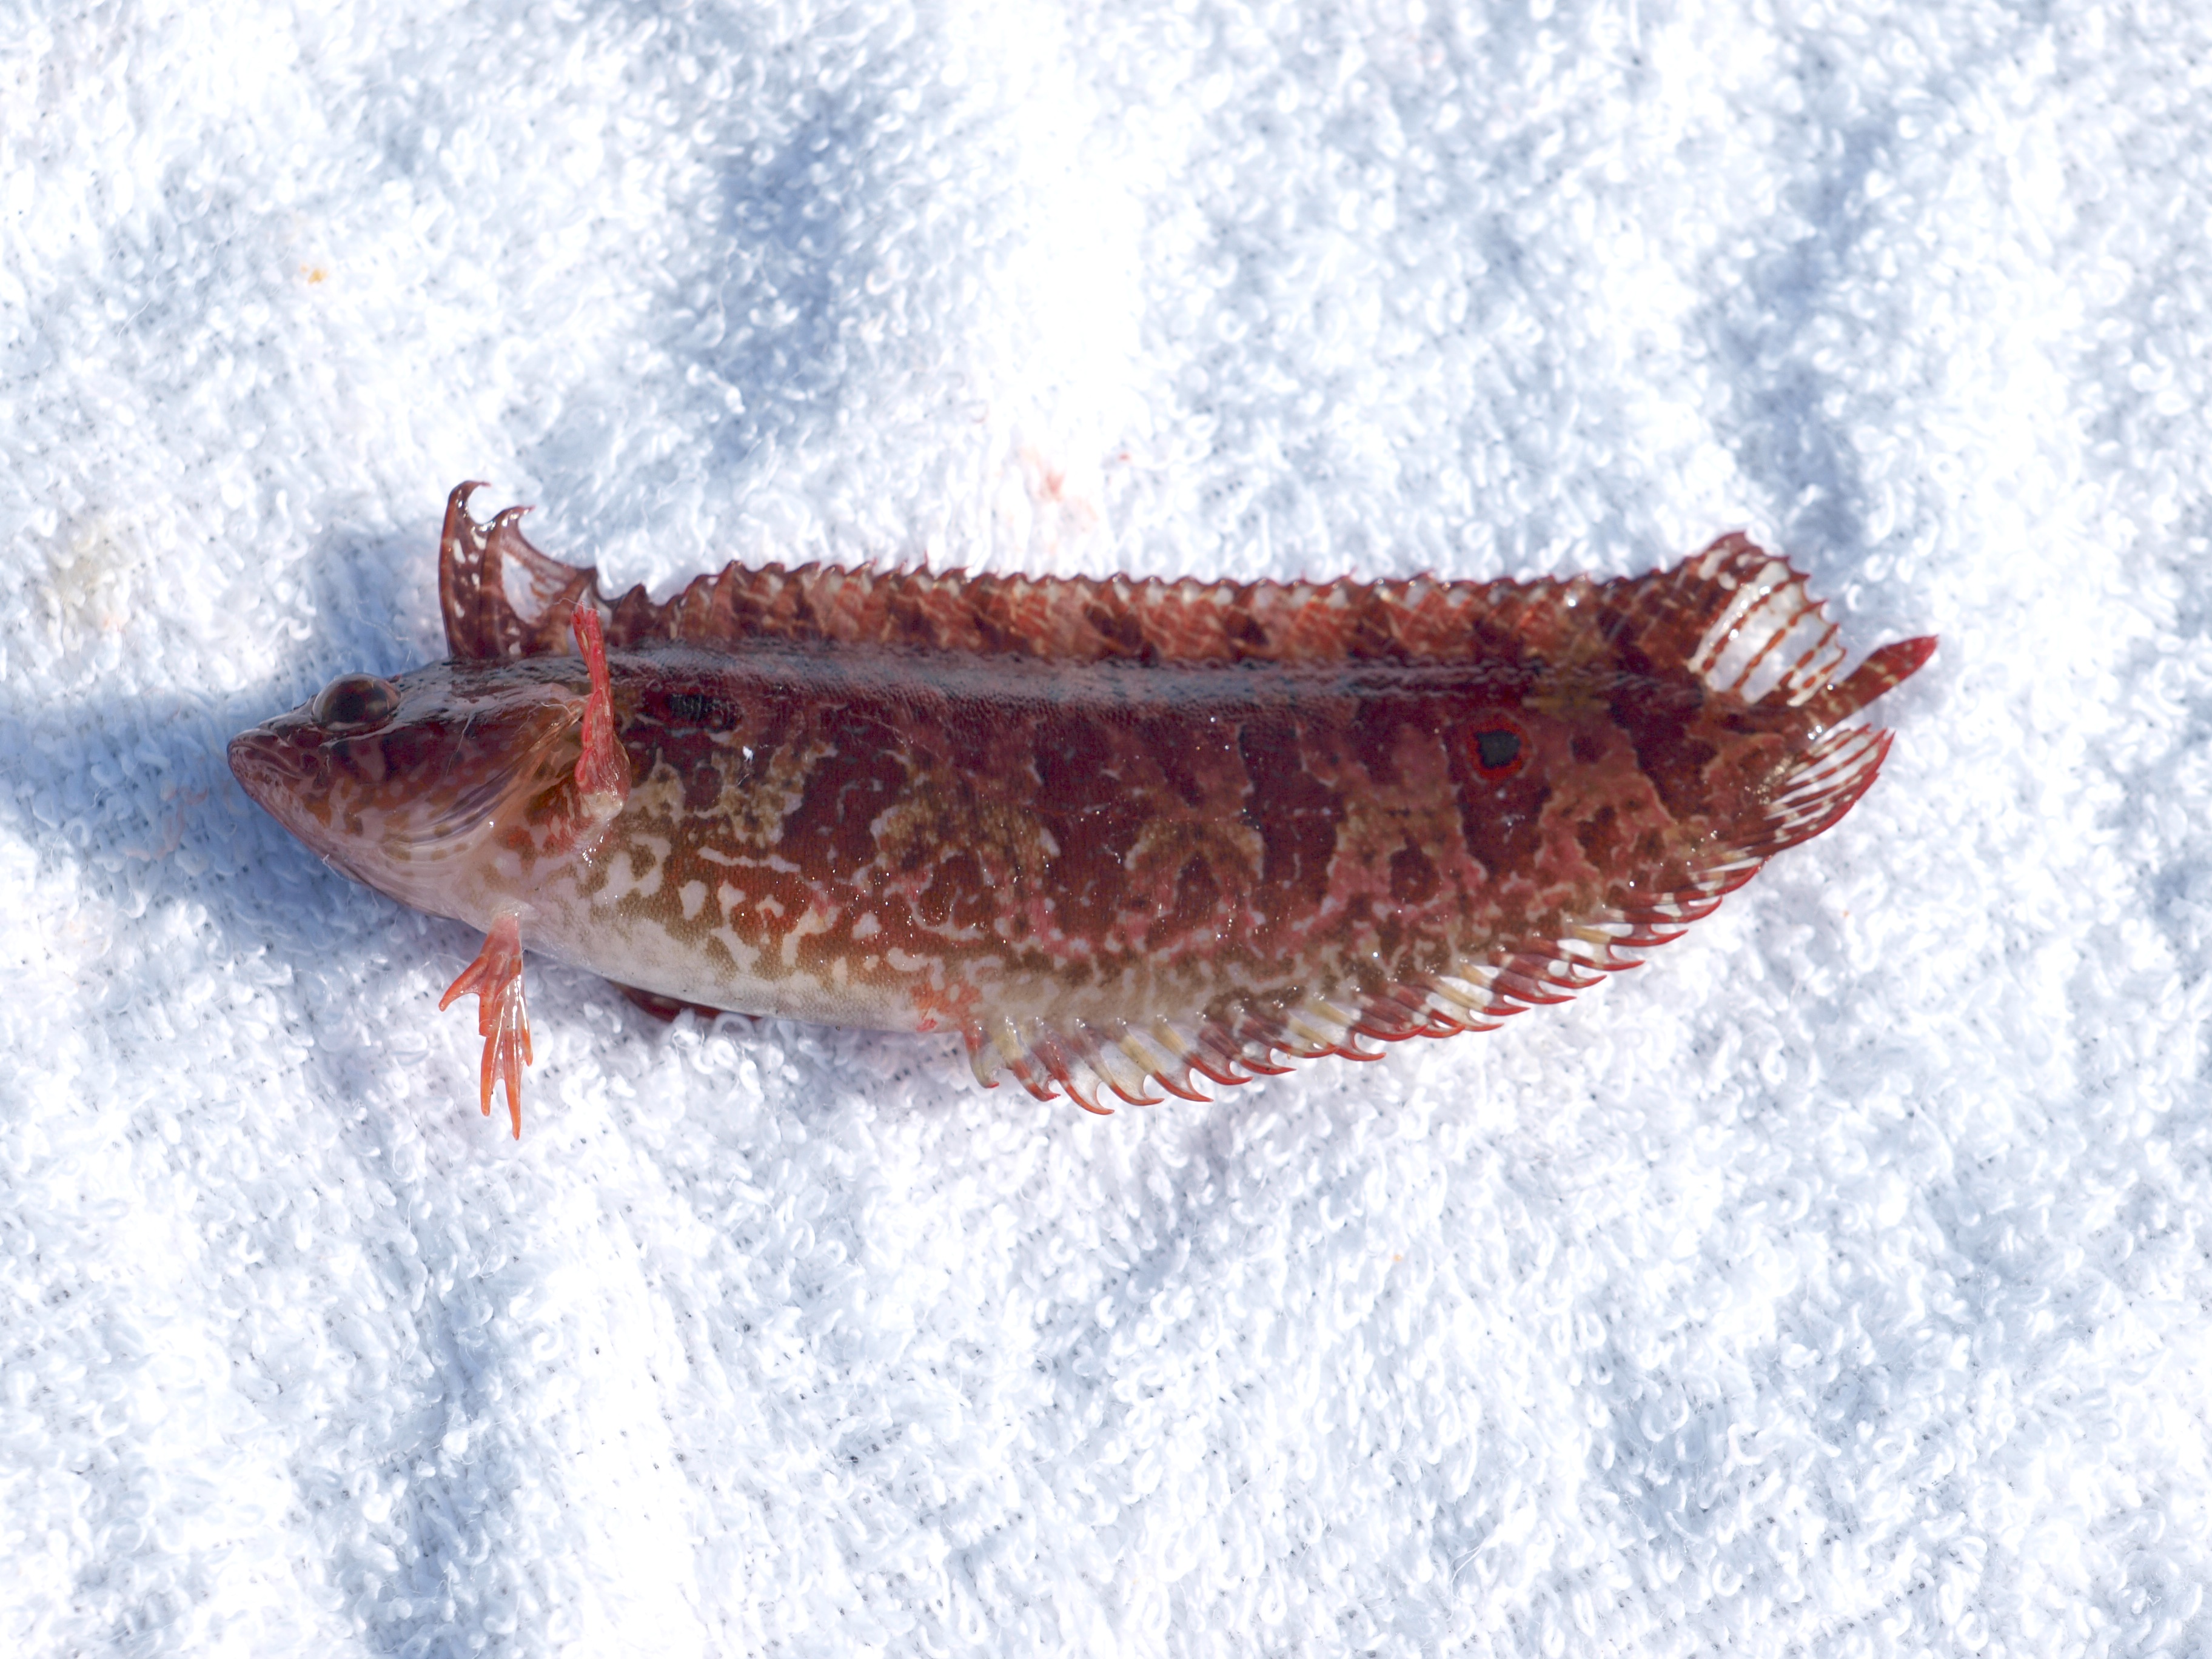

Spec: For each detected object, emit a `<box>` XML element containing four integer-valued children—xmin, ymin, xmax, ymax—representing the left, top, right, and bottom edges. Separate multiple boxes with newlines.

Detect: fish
<box><xmin>227</xmin><ymin>482</ymin><xmax>1936</xmax><ymax>1136</ymax></box>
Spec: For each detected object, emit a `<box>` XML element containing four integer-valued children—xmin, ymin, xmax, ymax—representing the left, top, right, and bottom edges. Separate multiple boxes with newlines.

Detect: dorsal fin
<box><xmin>441</xmin><ymin>483</ymin><xmax>598</xmax><ymax>660</ymax></box>
<box><xmin>438</xmin><ymin>484</ymin><xmax>1928</xmax><ymax>706</ymax></box>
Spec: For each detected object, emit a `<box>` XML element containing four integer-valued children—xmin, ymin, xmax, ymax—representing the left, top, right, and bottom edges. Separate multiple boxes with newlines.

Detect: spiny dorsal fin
<box><xmin>439</xmin><ymin>485</ymin><xmax>1926</xmax><ymax>696</ymax></box>
<box><xmin>440</xmin><ymin>483</ymin><xmax>596</xmax><ymax>660</ymax></box>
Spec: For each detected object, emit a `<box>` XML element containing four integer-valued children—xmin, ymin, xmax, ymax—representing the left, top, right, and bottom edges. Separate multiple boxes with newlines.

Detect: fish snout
<box><xmin>227</xmin><ymin>726</ymin><xmax>318</xmax><ymax>816</ymax></box>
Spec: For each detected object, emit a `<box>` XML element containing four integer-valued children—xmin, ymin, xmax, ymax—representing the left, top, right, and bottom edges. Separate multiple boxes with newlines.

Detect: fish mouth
<box><xmin>227</xmin><ymin>726</ymin><xmax>317</xmax><ymax>819</ymax></box>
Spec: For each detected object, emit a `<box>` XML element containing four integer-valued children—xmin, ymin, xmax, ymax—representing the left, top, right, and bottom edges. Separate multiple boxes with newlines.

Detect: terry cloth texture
<box><xmin>4</xmin><ymin>1</ymin><xmax>2210</xmax><ymax>1654</ymax></box>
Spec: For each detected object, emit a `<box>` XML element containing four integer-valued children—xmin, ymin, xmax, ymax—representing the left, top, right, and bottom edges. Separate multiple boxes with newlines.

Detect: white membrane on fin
<box><xmin>1685</xmin><ymin>556</ymin><xmax>1847</xmax><ymax>705</ymax></box>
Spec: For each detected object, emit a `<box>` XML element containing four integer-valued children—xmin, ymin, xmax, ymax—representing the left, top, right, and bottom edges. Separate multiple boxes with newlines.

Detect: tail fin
<box><xmin>1800</xmin><ymin>634</ymin><xmax>1940</xmax><ymax>728</ymax></box>
<box><xmin>1589</xmin><ymin>534</ymin><xmax>1936</xmax><ymax>722</ymax></box>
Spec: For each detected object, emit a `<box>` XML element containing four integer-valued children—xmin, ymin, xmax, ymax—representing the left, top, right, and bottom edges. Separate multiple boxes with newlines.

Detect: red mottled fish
<box><xmin>228</xmin><ymin>483</ymin><xmax>1936</xmax><ymax>1136</ymax></box>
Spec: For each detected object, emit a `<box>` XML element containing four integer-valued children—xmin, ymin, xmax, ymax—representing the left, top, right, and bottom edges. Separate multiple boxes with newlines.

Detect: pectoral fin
<box><xmin>571</xmin><ymin>602</ymin><xmax>630</xmax><ymax>814</ymax></box>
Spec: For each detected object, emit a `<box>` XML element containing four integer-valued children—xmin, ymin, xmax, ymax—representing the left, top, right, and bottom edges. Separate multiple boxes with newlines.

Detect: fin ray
<box><xmin>971</xmin><ymin>694</ymin><xmax>1906</xmax><ymax>1110</ymax></box>
<box><xmin>437</xmin><ymin>489</ymin><xmax>1926</xmax><ymax>711</ymax></box>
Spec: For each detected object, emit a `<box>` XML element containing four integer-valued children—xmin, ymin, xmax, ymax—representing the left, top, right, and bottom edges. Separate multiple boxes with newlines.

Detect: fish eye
<box><xmin>1467</xmin><ymin>718</ymin><xmax>1527</xmax><ymax>780</ymax></box>
<box><xmin>311</xmin><ymin>673</ymin><xmax>400</xmax><ymax>730</ymax></box>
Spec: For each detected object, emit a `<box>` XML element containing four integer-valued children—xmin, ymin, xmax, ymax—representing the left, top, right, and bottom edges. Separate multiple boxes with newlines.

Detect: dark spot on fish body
<box><xmin>1697</xmin><ymin>728</ymin><xmax>1798</xmax><ymax>834</ymax></box>
<box><xmin>380</xmin><ymin>725</ymin><xmax>439</xmax><ymax>778</ymax></box>
<box><xmin>1369</xmin><ymin>908</ymin><xmax>1407</xmax><ymax>968</ymax></box>
<box><xmin>1575</xmin><ymin>803</ymin><xmax>1623</xmax><ymax>869</ymax></box>
<box><xmin>867</xmin><ymin>896</ymin><xmax>942</xmax><ymax>973</ymax></box>
<box><xmin>1612</xmin><ymin>697</ymin><xmax>1715</xmax><ymax>820</ymax></box>
<box><xmin>1032</xmin><ymin>714</ymin><xmax>1116</xmax><ymax>811</ymax></box>
<box><xmin>1454</xmin><ymin>745</ymin><xmax>1550</xmax><ymax>881</ymax></box>
<box><xmin>634</xmin><ymin>721</ymin><xmax>729</xmax><ymax>815</ymax></box>
<box><xmin>1389</xmin><ymin>839</ymin><xmax>1440</xmax><ymax>904</ymax></box>
<box><xmin>788</xmin><ymin>708</ymin><xmax>910</xmax><ymax>879</ymax></box>
<box><xmin>681</xmin><ymin>753</ymin><xmax>722</xmax><ymax>814</ymax></box>
<box><xmin>1134</xmin><ymin>714</ymin><xmax>1210</xmax><ymax>808</ymax></box>
<box><xmin>1466</xmin><ymin>719</ymin><xmax>1526</xmax><ymax>780</ymax></box>
<box><xmin>939</xmin><ymin>699</ymin><xmax>1013</xmax><ymax>781</ymax></box>
<box><xmin>746</xmin><ymin>693</ymin><xmax>804</xmax><ymax>767</ymax></box>
<box><xmin>1147</xmin><ymin>852</ymin><xmax>1222</xmax><ymax>950</ymax></box>
<box><xmin>1238</xmin><ymin>719</ymin><xmax>1346</xmax><ymax>910</ymax></box>
<box><xmin>1347</xmin><ymin>699</ymin><xmax>1412</xmax><ymax>788</ymax></box>
<box><xmin>1045</xmin><ymin>815</ymin><xmax>1145</xmax><ymax>937</ymax></box>
<box><xmin>1341</xmin><ymin>947</ymin><xmax>1407</xmax><ymax>1002</ymax></box>
<box><xmin>1033</xmin><ymin>711</ymin><xmax>1162</xmax><ymax>930</ymax></box>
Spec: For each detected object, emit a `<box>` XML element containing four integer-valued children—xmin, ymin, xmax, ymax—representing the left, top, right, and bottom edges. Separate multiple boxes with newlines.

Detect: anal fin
<box><xmin>968</xmin><ymin>850</ymin><xmax>1789</xmax><ymax>1114</ymax></box>
<box><xmin>612</xmin><ymin>982</ymin><xmax>746</xmax><ymax>1025</ymax></box>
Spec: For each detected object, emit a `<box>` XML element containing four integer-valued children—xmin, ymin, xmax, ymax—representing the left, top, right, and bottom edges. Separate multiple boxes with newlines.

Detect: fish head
<box><xmin>228</xmin><ymin>655</ymin><xmax>594</xmax><ymax>911</ymax></box>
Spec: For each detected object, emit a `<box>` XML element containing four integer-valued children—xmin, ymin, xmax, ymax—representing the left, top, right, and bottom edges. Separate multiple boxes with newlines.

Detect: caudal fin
<box><xmin>1800</xmin><ymin>634</ymin><xmax>1940</xmax><ymax>728</ymax></box>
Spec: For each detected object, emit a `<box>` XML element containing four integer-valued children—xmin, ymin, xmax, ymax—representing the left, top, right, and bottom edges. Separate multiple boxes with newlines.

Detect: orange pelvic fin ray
<box><xmin>439</xmin><ymin>913</ymin><xmax>532</xmax><ymax>1138</ymax></box>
